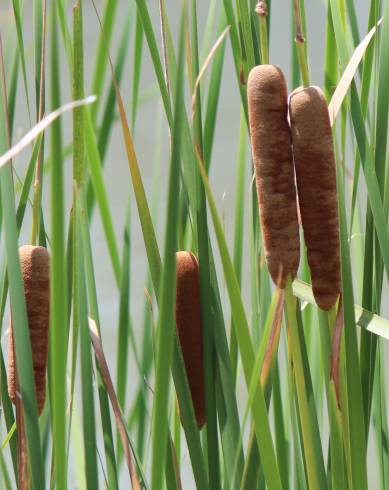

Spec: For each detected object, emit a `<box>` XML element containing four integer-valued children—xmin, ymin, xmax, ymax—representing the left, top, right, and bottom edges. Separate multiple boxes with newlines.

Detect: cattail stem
<box><xmin>73</xmin><ymin>1</ymin><xmax>85</xmax><ymax>190</ymax></box>
<box><xmin>31</xmin><ymin>182</ymin><xmax>41</xmax><ymax>246</ymax></box>
<box><xmin>284</xmin><ymin>277</ymin><xmax>326</xmax><ymax>487</ymax></box>
<box><xmin>293</xmin><ymin>0</ymin><xmax>310</xmax><ymax>87</ymax></box>
<box><xmin>31</xmin><ymin>0</ymin><xmax>47</xmax><ymax>245</ymax></box>
<box><xmin>256</xmin><ymin>2</ymin><xmax>269</xmax><ymax>65</ymax></box>
<box><xmin>328</xmin><ymin>304</ymin><xmax>337</xmax><ymax>336</ymax></box>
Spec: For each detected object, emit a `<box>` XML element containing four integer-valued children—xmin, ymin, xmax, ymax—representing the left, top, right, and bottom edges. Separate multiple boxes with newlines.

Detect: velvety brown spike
<box><xmin>175</xmin><ymin>251</ymin><xmax>205</xmax><ymax>428</ymax></box>
<box><xmin>289</xmin><ymin>86</ymin><xmax>341</xmax><ymax>310</ymax></box>
<box><xmin>247</xmin><ymin>64</ymin><xmax>300</xmax><ymax>288</ymax></box>
<box><xmin>8</xmin><ymin>245</ymin><xmax>50</xmax><ymax>415</ymax></box>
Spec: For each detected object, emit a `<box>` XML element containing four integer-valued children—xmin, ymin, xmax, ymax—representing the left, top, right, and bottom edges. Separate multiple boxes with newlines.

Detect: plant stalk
<box><xmin>31</xmin><ymin>0</ymin><xmax>47</xmax><ymax>245</ymax></box>
<box><xmin>256</xmin><ymin>2</ymin><xmax>269</xmax><ymax>65</ymax></box>
<box><xmin>293</xmin><ymin>0</ymin><xmax>310</xmax><ymax>87</ymax></box>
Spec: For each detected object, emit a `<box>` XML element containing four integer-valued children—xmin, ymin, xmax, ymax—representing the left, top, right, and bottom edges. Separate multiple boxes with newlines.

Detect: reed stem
<box><xmin>293</xmin><ymin>0</ymin><xmax>310</xmax><ymax>87</ymax></box>
<box><xmin>256</xmin><ymin>2</ymin><xmax>269</xmax><ymax>65</ymax></box>
<box><xmin>31</xmin><ymin>0</ymin><xmax>47</xmax><ymax>245</ymax></box>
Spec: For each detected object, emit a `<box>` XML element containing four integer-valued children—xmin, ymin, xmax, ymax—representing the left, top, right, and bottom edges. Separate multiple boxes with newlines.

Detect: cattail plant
<box><xmin>289</xmin><ymin>86</ymin><xmax>341</xmax><ymax>310</ymax></box>
<box><xmin>247</xmin><ymin>64</ymin><xmax>300</xmax><ymax>288</ymax></box>
<box><xmin>175</xmin><ymin>251</ymin><xmax>206</xmax><ymax>428</ymax></box>
<box><xmin>8</xmin><ymin>245</ymin><xmax>50</xmax><ymax>415</ymax></box>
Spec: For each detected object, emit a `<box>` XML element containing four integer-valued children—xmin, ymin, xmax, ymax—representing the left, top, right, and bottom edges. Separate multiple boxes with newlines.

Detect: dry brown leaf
<box><xmin>328</xmin><ymin>18</ymin><xmax>383</xmax><ymax>126</ymax></box>
<box><xmin>88</xmin><ymin>318</ymin><xmax>141</xmax><ymax>490</ymax></box>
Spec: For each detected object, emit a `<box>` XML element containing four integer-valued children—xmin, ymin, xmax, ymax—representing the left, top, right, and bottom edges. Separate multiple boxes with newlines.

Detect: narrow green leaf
<box><xmin>373</xmin><ymin>343</ymin><xmax>389</xmax><ymax>489</ymax></box>
<box><xmin>11</xmin><ymin>0</ymin><xmax>31</xmax><ymax>120</ymax></box>
<box><xmin>293</xmin><ymin>279</ymin><xmax>389</xmax><ymax>339</ymax></box>
<box><xmin>79</xmin><ymin>190</ymin><xmax>120</xmax><ymax>489</ymax></box>
<box><xmin>90</xmin><ymin>0</ymin><xmax>119</xmax><ymax>121</ymax></box>
<box><xmin>236</xmin><ymin>0</ymin><xmax>255</xmax><ymax>70</ymax></box>
<box><xmin>190</xmin><ymin>1</ymin><xmax>220</xmax><ymax>486</ymax></box>
<box><xmin>328</xmin><ymin>381</ymin><xmax>345</xmax><ymax>489</ymax></box>
<box><xmin>34</xmin><ymin>0</ymin><xmax>43</xmax><ymax>111</ymax></box>
<box><xmin>86</xmin><ymin>6</ymin><xmax>133</xmax><ymax>215</ymax></box>
<box><xmin>116</xmin><ymin>202</ymin><xmax>131</xmax><ymax>416</ymax></box>
<box><xmin>0</xmin><ymin>445</ymin><xmax>13</xmax><ymax>490</ymax></box>
<box><xmin>0</xmin><ymin>351</ymin><xmax>17</xmax><ymax>478</ymax></box>
<box><xmin>76</xmin><ymin>207</ymin><xmax>99</xmax><ymax>490</ymax></box>
<box><xmin>131</xmin><ymin>11</ymin><xmax>144</xmax><ymax>130</ymax></box>
<box><xmin>203</xmin><ymin>10</ymin><xmax>227</xmax><ymax>168</ymax></box>
<box><xmin>57</xmin><ymin>0</ymin><xmax>73</xmax><ymax>65</ymax></box>
<box><xmin>330</xmin><ymin>0</ymin><xmax>389</xmax><ymax>285</ymax></box>
<box><xmin>284</xmin><ymin>282</ymin><xmax>327</xmax><ymax>490</ymax></box>
<box><xmin>196</xmin><ymin>149</ymin><xmax>283</xmax><ymax>490</ymax></box>
<box><xmin>0</xmin><ymin>112</ymin><xmax>45</xmax><ymax>490</ymax></box>
<box><xmin>150</xmin><ymin>14</ymin><xmax>184</xmax><ymax>489</ymax></box>
<box><xmin>84</xmin><ymin>108</ymin><xmax>121</xmax><ymax>285</ymax></box>
<box><xmin>96</xmin><ymin>3</ymin><xmax>208</xmax><ymax>484</ymax></box>
<box><xmin>230</xmin><ymin>110</ymin><xmax>247</xmax><ymax>381</ymax></box>
<box><xmin>49</xmin><ymin>3</ymin><xmax>68</xmax><ymax>487</ymax></box>
<box><xmin>335</xmin><ymin>116</ymin><xmax>368</xmax><ymax>488</ymax></box>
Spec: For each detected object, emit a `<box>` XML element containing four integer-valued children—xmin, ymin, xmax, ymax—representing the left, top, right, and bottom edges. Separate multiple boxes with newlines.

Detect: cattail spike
<box><xmin>247</xmin><ymin>64</ymin><xmax>300</xmax><ymax>288</ymax></box>
<box><xmin>289</xmin><ymin>86</ymin><xmax>341</xmax><ymax>310</ymax></box>
<box><xmin>8</xmin><ymin>245</ymin><xmax>50</xmax><ymax>415</ymax></box>
<box><xmin>175</xmin><ymin>251</ymin><xmax>206</xmax><ymax>428</ymax></box>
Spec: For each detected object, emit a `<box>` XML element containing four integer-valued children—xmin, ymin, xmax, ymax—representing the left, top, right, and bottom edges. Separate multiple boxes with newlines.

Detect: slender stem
<box><xmin>73</xmin><ymin>0</ymin><xmax>85</xmax><ymax>189</ymax></box>
<box><xmin>31</xmin><ymin>0</ymin><xmax>47</xmax><ymax>245</ymax></box>
<box><xmin>284</xmin><ymin>277</ymin><xmax>325</xmax><ymax>489</ymax></box>
<box><xmin>293</xmin><ymin>0</ymin><xmax>310</xmax><ymax>87</ymax></box>
<box><xmin>256</xmin><ymin>2</ymin><xmax>269</xmax><ymax>65</ymax></box>
<box><xmin>328</xmin><ymin>303</ymin><xmax>338</xmax><ymax>335</ymax></box>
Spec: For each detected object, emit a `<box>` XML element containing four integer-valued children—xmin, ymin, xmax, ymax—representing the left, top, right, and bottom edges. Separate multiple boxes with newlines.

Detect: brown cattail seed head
<box><xmin>8</xmin><ymin>245</ymin><xmax>50</xmax><ymax>415</ymax></box>
<box><xmin>247</xmin><ymin>65</ymin><xmax>300</xmax><ymax>288</ymax></box>
<box><xmin>175</xmin><ymin>252</ymin><xmax>206</xmax><ymax>428</ymax></box>
<box><xmin>289</xmin><ymin>86</ymin><xmax>341</xmax><ymax>310</ymax></box>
